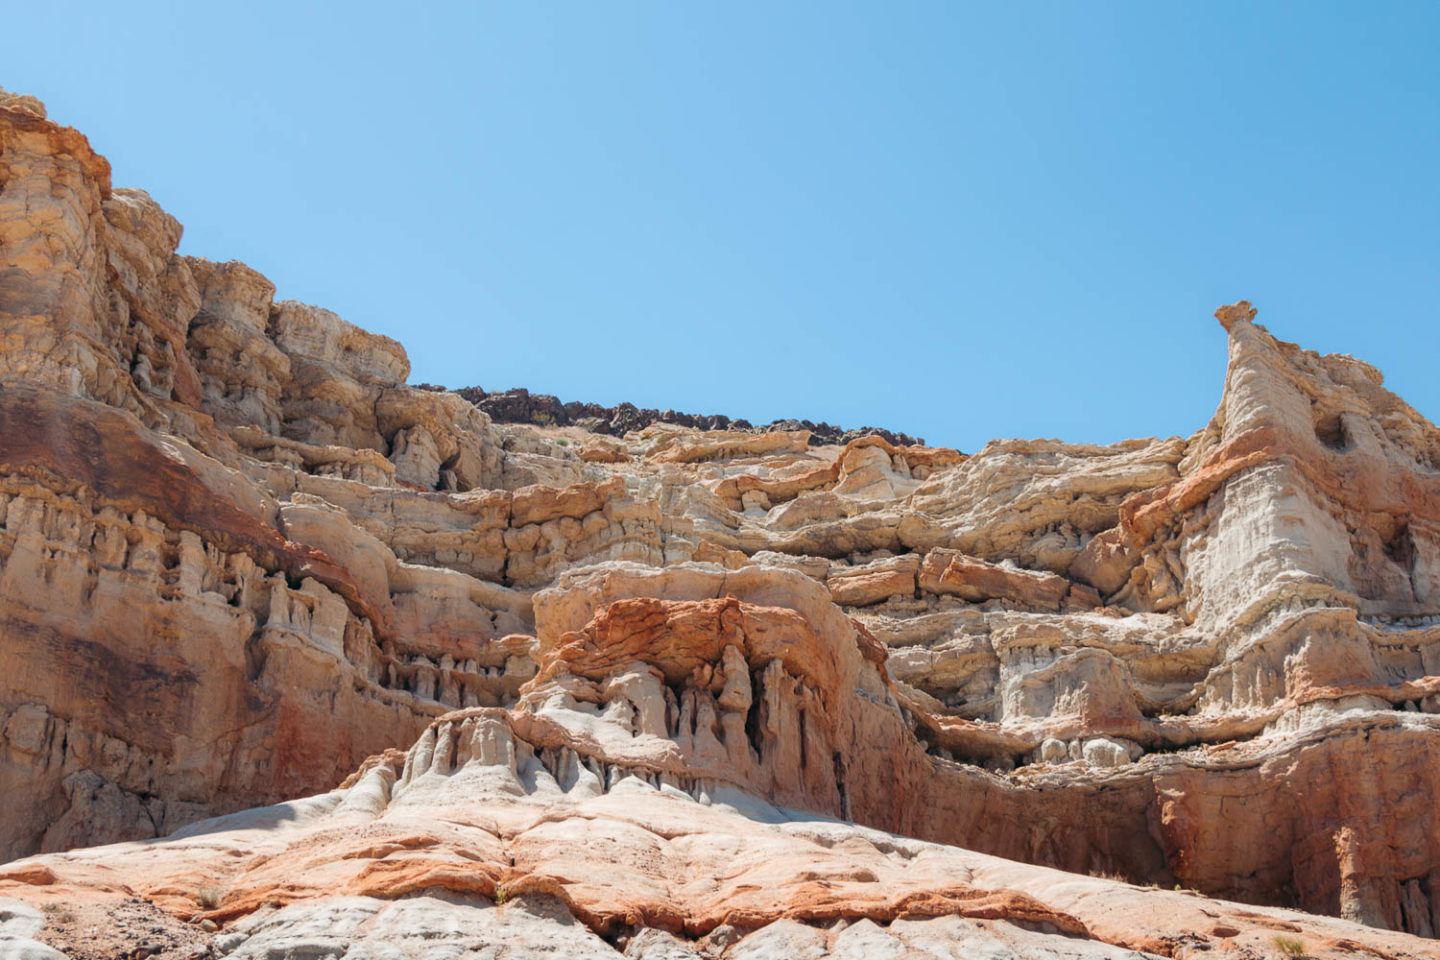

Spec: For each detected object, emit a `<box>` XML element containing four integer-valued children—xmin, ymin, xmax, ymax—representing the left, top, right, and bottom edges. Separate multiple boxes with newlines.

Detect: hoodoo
<box><xmin>0</xmin><ymin>88</ymin><xmax>1437</xmax><ymax>958</ymax></box>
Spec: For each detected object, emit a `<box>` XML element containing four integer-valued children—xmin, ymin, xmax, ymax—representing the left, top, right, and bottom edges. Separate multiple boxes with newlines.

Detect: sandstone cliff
<box><xmin>1</xmin><ymin>87</ymin><xmax>1439</xmax><ymax>958</ymax></box>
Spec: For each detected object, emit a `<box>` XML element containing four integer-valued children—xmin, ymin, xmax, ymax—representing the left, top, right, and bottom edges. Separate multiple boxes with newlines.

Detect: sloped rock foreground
<box><xmin>0</xmin><ymin>88</ymin><xmax>1437</xmax><ymax>958</ymax></box>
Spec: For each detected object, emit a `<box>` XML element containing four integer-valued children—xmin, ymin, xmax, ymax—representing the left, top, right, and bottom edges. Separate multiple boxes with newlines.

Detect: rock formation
<box><xmin>425</xmin><ymin>384</ymin><xmax>928</xmax><ymax>448</ymax></box>
<box><xmin>1</xmin><ymin>87</ymin><xmax>1438</xmax><ymax>957</ymax></box>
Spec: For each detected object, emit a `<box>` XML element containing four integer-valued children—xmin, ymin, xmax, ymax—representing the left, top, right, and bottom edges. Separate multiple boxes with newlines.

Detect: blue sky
<box><xmin>8</xmin><ymin>3</ymin><xmax>1438</xmax><ymax>451</ymax></box>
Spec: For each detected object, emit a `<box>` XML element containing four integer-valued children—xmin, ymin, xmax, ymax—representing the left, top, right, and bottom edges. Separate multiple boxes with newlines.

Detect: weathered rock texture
<box><xmin>1</xmin><ymin>88</ymin><xmax>1439</xmax><ymax>956</ymax></box>
<box><xmin>426</xmin><ymin>383</ymin><xmax>928</xmax><ymax>448</ymax></box>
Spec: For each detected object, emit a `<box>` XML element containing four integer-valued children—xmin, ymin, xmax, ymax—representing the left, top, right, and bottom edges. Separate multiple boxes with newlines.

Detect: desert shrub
<box><xmin>41</xmin><ymin>903</ymin><xmax>75</xmax><ymax>924</ymax></box>
<box><xmin>1273</xmin><ymin>934</ymin><xmax>1305</xmax><ymax>957</ymax></box>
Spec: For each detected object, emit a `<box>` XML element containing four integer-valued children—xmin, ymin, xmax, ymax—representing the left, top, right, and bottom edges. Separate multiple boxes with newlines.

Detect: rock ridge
<box><xmin>421</xmin><ymin>383</ymin><xmax>931</xmax><ymax>448</ymax></box>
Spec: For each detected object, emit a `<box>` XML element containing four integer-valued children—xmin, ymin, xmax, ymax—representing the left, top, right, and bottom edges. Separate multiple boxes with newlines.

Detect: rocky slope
<box><xmin>0</xmin><ymin>88</ymin><xmax>1438</xmax><ymax>958</ymax></box>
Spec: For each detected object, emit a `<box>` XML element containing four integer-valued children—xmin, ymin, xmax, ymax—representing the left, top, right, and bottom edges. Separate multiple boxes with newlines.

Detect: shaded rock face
<box><xmin>1</xmin><ymin>89</ymin><xmax>1440</xmax><ymax>955</ymax></box>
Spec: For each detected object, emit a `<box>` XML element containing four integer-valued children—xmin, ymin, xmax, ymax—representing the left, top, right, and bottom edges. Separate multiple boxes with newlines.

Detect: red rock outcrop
<box><xmin>2</xmin><ymin>86</ymin><xmax>1440</xmax><ymax>955</ymax></box>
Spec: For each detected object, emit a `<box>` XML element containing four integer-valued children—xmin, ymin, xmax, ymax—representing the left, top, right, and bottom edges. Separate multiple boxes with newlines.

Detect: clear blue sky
<box><xmin>9</xmin><ymin>3</ymin><xmax>1438</xmax><ymax>451</ymax></box>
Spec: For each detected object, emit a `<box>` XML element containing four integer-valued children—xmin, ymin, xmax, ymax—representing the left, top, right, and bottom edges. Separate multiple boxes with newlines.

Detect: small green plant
<box><xmin>553</xmin><ymin>437</ymin><xmax>569</xmax><ymax>447</ymax></box>
<box><xmin>197</xmin><ymin>884</ymin><xmax>226</xmax><ymax>909</ymax></box>
<box><xmin>1273</xmin><ymin>934</ymin><xmax>1305</xmax><ymax>957</ymax></box>
<box><xmin>495</xmin><ymin>885</ymin><xmax>509</xmax><ymax>905</ymax></box>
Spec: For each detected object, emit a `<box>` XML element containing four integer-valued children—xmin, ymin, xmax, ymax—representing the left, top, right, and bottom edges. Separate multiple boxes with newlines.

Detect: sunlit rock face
<box><xmin>1</xmin><ymin>87</ymin><xmax>1439</xmax><ymax>956</ymax></box>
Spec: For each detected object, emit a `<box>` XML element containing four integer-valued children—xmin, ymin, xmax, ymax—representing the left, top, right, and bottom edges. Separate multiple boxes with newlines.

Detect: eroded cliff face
<box><xmin>1</xmin><ymin>88</ymin><xmax>1439</xmax><ymax>957</ymax></box>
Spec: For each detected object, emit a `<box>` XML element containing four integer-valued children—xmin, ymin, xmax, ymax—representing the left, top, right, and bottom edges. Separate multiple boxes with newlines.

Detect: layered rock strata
<box><xmin>2</xmin><ymin>86</ymin><xmax>1440</xmax><ymax>953</ymax></box>
<box><xmin>3</xmin><ymin>705</ymin><xmax>1432</xmax><ymax>959</ymax></box>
